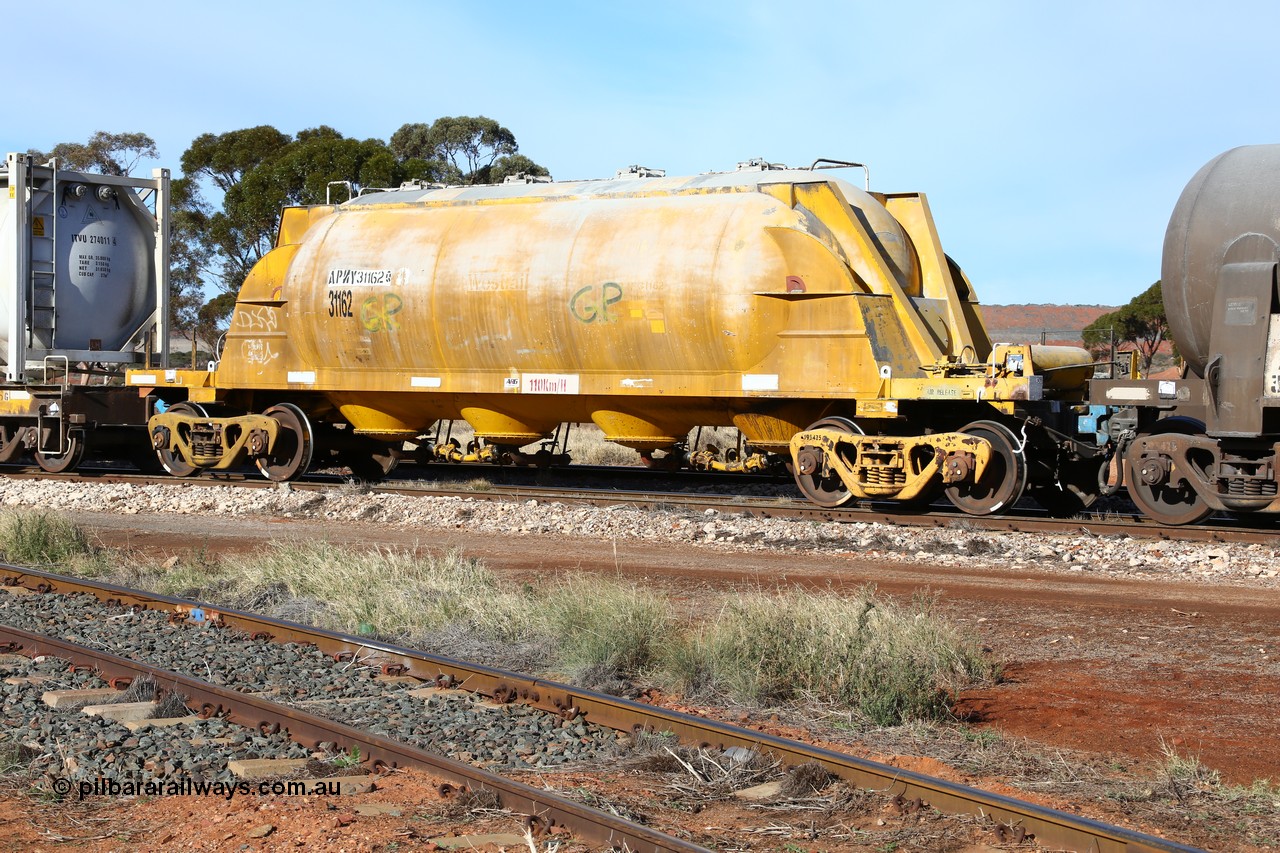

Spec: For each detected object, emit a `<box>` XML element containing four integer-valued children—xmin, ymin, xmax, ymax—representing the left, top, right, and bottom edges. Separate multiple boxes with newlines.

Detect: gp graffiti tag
<box><xmin>361</xmin><ymin>292</ymin><xmax>403</xmax><ymax>333</ymax></box>
<box><xmin>570</xmin><ymin>282</ymin><xmax>623</xmax><ymax>323</ymax></box>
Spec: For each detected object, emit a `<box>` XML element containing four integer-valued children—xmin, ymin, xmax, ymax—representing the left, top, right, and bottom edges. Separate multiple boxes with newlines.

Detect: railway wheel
<box><xmin>792</xmin><ymin>416</ymin><xmax>861</xmax><ymax>508</ymax></box>
<box><xmin>34</xmin><ymin>429</ymin><xmax>86</xmax><ymax>474</ymax></box>
<box><xmin>1124</xmin><ymin>419</ymin><xmax>1213</xmax><ymax>526</ymax></box>
<box><xmin>156</xmin><ymin>402</ymin><xmax>206</xmax><ymax>477</ymax></box>
<box><xmin>256</xmin><ymin>403</ymin><xmax>314</xmax><ymax>482</ymax></box>
<box><xmin>944</xmin><ymin>420</ymin><xmax>1027</xmax><ymax>516</ymax></box>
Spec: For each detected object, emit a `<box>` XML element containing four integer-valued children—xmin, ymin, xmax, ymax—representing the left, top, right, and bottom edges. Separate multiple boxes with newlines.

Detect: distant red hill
<box><xmin>980</xmin><ymin>304</ymin><xmax>1116</xmax><ymax>346</ymax></box>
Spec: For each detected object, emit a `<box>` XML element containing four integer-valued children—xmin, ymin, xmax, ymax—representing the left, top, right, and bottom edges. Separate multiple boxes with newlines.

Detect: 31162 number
<box><xmin>328</xmin><ymin>289</ymin><xmax>353</xmax><ymax>318</ymax></box>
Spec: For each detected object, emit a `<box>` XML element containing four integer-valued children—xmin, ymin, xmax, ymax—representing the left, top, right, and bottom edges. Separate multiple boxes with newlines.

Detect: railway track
<box><xmin>1</xmin><ymin>565</ymin><xmax>1206</xmax><ymax>852</ymax></box>
<box><xmin>0</xmin><ymin>624</ymin><xmax>704</xmax><ymax>852</ymax></box>
<box><xmin>4</xmin><ymin>462</ymin><xmax>1276</xmax><ymax>546</ymax></box>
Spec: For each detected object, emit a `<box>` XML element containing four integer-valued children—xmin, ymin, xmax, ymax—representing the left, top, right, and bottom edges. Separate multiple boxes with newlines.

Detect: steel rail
<box><xmin>0</xmin><ymin>623</ymin><xmax>709</xmax><ymax>853</ymax></box>
<box><xmin>2</xmin><ymin>566</ymin><xmax>1204</xmax><ymax>853</ymax></box>
<box><xmin>3</xmin><ymin>467</ymin><xmax>1274</xmax><ymax>545</ymax></box>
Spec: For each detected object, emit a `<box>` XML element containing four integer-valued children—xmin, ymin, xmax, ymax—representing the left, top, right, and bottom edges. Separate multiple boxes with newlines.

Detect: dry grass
<box><xmin>3</xmin><ymin>511</ymin><xmax>992</xmax><ymax>726</ymax></box>
<box><xmin>663</xmin><ymin>587</ymin><xmax>997</xmax><ymax>725</ymax></box>
<box><xmin>0</xmin><ymin>510</ymin><xmax>93</xmax><ymax>568</ymax></box>
<box><xmin>5</xmin><ymin>510</ymin><xmax>1275</xmax><ymax>846</ymax></box>
<box><xmin>208</xmin><ymin>543</ymin><xmax>532</xmax><ymax>643</ymax></box>
<box><xmin>658</xmin><ymin>746</ymin><xmax>780</xmax><ymax>803</ymax></box>
<box><xmin>536</xmin><ymin>574</ymin><xmax>675</xmax><ymax>685</ymax></box>
<box><xmin>568</xmin><ymin>424</ymin><xmax>640</xmax><ymax>466</ymax></box>
<box><xmin>435</xmin><ymin>786</ymin><xmax>502</xmax><ymax>819</ymax></box>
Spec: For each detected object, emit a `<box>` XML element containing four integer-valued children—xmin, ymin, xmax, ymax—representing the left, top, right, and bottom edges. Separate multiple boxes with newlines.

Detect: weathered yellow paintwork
<box><xmin>149</xmin><ymin>409</ymin><xmax>281</xmax><ymax>469</ymax></box>
<box><xmin>126</xmin><ymin>368</ymin><xmax>217</xmax><ymax>403</ymax></box>
<box><xmin>130</xmin><ymin>169</ymin><xmax>1092</xmax><ymax>460</ymax></box>
<box><xmin>0</xmin><ymin>389</ymin><xmax>39</xmax><ymax>416</ymax></box>
<box><xmin>789</xmin><ymin>427</ymin><xmax>994</xmax><ymax>502</ymax></box>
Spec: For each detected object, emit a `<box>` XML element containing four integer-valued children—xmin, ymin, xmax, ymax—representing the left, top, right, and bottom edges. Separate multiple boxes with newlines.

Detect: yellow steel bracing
<box><xmin>790</xmin><ymin>428</ymin><xmax>993</xmax><ymax>502</ymax></box>
<box><xmin>686</xmin><ymin>448</ymin><xmax>774</xmax><ymax>473</ymax></box>
<box><xmin>432</xmin><ymin>439</ymin><xmax>499</xmax><ymax>464</ymax></box>
<box><xmin>790</xmin><ymin>181</ymin><xmax>944</xmax><ymax>366</ymax></box>
<box><xmin>148</xmin><ymin>411</ymin><xmax>282</xmax><ymax>471</ymax></box>
<box><xmin>883</xmin><ymin>193</ymin><xmax>988</xmax><ymax>360</ymax></box>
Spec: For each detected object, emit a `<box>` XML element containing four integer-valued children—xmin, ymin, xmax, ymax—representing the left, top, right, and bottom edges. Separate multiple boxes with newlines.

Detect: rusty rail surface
<box><xmin>2</xmin><ymin>566</ymin><xmax>1204</xmax><ymax>853</ymax></box>
<box><xmin>5</xmin><ymin>466</ymin><xmax>1275</xmax><ymax>544</ymax></box>
<box><xmin>0</xmin><ymin>622</ymin><xmax>709</xmax><ymax>853</ymax></box>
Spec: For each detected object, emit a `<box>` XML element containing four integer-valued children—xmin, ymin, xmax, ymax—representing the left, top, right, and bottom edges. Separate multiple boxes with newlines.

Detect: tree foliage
<box><xmin>489</xmin><ymin>154</ymin><xmax>551</xmax><ymax>184</ymax></box>
<box><xmin>34</xmin><ymin>119</ymin><xmax>547</xmax><ymax>354</ymax></box>
<box><xmin>1082</xmin><ymin>281</ymin><xmax>1167</xmax><ymax>374</ymax></box>
<box><xmin>29</xmin><ymin>131</ymin><xmax>158</xmax><ymax>176</ymax></box>
<box><xmin>178</xmin><ymin>126</ymin><xmax>409</xmax><ymax>296</ymax></box>
<box><xmin>180</xmin><ymin>125</ymin><xmax>296</xmax><ymax>294</ymax></box>
<box><xmin>182</xmin><ymin>118</ymin><xmax>549</xmax><ymax>302</ymax></box>
<box><xmin>169</xmin><ymin>177</ymin><xmax>214</xmax><ymax>352</ymax></box>
<box><xmin>389</xmin><ymin>116</ymin><xmax>542</xmax><ymax>185</ymax></box>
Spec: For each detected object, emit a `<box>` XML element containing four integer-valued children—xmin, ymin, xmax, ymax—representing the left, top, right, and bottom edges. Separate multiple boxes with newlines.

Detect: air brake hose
<box><xmin>1098</xmin><ymin>436</ymin><xmax>1129</xmax><ymax>497</ymax></box>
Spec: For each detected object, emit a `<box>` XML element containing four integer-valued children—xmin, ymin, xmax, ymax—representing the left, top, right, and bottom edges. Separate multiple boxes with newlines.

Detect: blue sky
<box><xmin>5</xmin><ymin>1</ymin><xmax>1276</xmax><ymax>306</ymax></box>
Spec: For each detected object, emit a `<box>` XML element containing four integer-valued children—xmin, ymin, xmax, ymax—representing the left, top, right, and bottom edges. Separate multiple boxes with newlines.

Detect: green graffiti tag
<box><xmin>570</xmin><ymin>282</ymin><xmax>623</xmax><ymax>323</ymax></box>
<box><xmin>361</xmin><ymin>292</ymin><xmax>403</xmax><ymax>332</ymax></box>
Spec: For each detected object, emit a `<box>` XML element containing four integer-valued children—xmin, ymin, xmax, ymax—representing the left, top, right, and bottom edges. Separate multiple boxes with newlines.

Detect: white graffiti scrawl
<box><xmin>242</xmin><ymin>339</ymin><xmax>279</xmax><ymax>365</ymax></box>
<box><xmin>235</xmin><ymin>306</ymin><xmax>279</xmax><ymax>332</ymax></box>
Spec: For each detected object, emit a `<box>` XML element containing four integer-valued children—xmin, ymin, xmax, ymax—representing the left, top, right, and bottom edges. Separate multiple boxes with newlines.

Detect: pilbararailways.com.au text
<box><xmin>53</xmin><ymin>776</ymin><xmax>341</xmax><ymax>801</ymax></box>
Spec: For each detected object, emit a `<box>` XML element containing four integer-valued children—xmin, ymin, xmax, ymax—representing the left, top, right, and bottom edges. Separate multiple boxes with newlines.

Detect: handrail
<box><xmin>809</xmin><ymin>158</ymin><xmax>870</xmax><ymax>190</ymax></box>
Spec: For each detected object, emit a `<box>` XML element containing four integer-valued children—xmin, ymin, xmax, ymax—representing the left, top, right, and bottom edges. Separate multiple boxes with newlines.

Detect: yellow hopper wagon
<box><xmin>131</xmin><ymin>160</ymin><xmax>1104</xmax><ymax>515</ymax></box>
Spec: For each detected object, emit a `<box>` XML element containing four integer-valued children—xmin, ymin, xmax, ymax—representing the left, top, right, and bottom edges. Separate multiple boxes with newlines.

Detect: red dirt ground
<box><xmin>71</xmin><ymin>510</ymin><xmax>1280</xmax><ymax>786</ymax></box>
<box><xmin>4</xmin><ymin>509</ymin><xmax>1277</xmax><ymax>850</ymax></box>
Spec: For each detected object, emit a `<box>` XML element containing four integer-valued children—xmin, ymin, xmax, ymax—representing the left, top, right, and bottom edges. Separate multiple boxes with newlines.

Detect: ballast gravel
<box><xmin>0</xmin><ymin>588</ymin><xmax>623</xmax><ymax>771</ymax></box>
<box><xmin>1</xmin><ymin>477</ymin><xmax>1277</xmax><ymax>587</ymax></box>
<box><xmin>0</xmin><ymin>654</ymin><xmax>308</xmax><ymax>788</ymax></box>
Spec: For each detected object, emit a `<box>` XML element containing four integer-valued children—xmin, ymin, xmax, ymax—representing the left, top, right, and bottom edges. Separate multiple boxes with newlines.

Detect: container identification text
<box><xmin>327</xmin><ymin>269</ymin><xmax>394</xmax><ymax>286</ymax></box>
